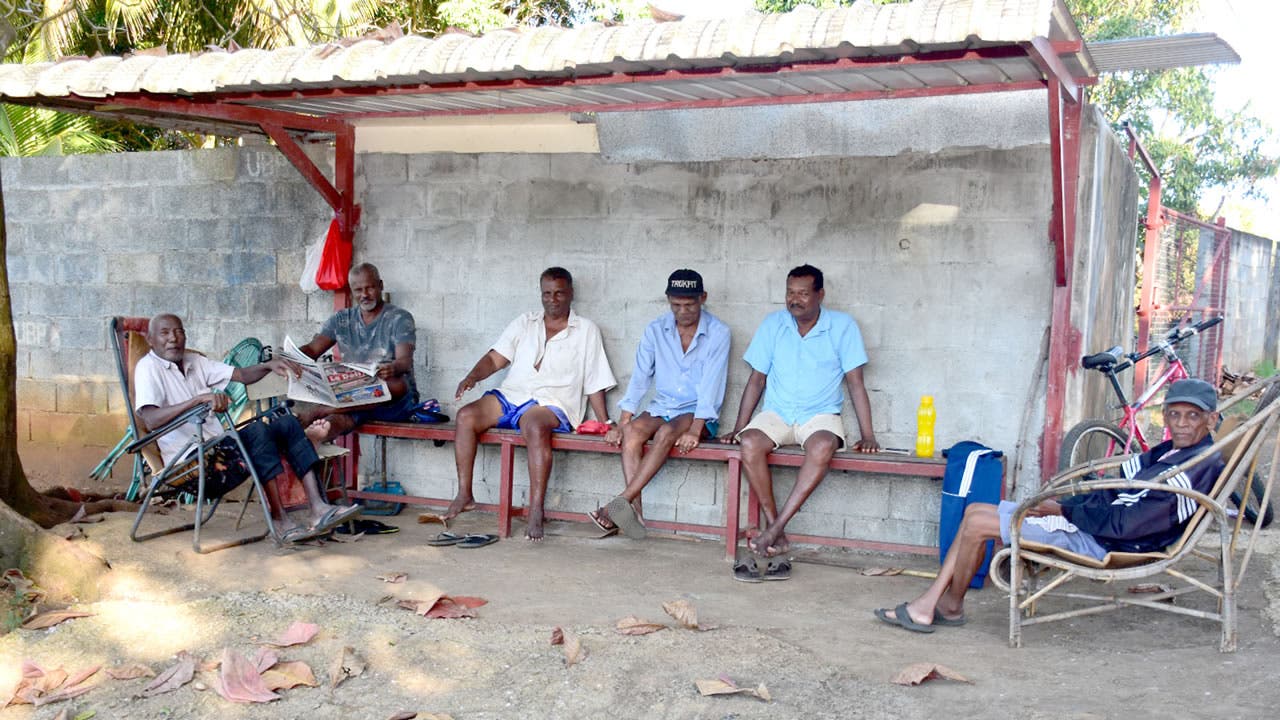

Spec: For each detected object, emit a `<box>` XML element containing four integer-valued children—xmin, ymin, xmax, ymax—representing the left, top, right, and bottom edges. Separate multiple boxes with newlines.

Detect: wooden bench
<box><xmin>348</xmin><ymin>421</ymin><xmax>952</xmax><ymax>560</ymax></box>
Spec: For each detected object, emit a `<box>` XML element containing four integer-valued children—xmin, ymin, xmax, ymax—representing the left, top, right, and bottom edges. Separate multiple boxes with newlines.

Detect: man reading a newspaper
<box><xmin>296</xmin><ymin>263</ymin><xmax>418</xmax><ymax>441</ymax></box>
<box><xmin>135</xmin><ymin>314</ymin><xmax>360</xmax><ymax>543</ymax></box>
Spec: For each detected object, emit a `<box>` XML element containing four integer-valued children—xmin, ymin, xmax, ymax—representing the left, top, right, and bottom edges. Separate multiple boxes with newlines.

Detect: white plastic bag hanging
<box><xmin>299</xmin><ymin>228</ymin><xmax>325</xmax><ymax>293</ymax></box>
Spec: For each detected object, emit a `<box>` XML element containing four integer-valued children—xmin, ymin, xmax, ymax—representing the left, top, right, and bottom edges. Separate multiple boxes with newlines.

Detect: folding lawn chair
<box><xmin>991</xmin><ymin>375</ymin><xmax>1280</xmax><ymax>652</ymax></box>
<box><xmin>110</xmin><ymin>316</ymin><xmax>285</xmax><ymax>553</ymax></box>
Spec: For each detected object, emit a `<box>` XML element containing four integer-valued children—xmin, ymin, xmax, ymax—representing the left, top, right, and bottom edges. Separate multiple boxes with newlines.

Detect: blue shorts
<box><xmin>346</xmin><ymin>391</ymin><xmax>419</xmax><ymax>426</ymax></box>
<box><xmin>997</xmin><ymin>500</ymin><xmax>1107</xmax><ymax>560</ymax></box>
<box><xmin>486</xmin><ymin>390</ymin><xmax>572</xmax><ymax>433</ymax></box>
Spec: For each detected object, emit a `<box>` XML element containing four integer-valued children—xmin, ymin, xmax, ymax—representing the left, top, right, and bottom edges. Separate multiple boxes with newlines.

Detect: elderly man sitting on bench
<box><xmin>874</xmin><ymin>379</ymin><xmax>1225</xmax><ymax>633</ymax></box>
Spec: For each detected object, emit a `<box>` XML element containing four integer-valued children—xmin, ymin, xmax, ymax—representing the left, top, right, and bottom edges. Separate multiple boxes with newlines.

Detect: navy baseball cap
<box><xmin>1164</xmin><ymin>379</ymin><xmax>1217</xmax><ymax>412</ymax></box>
<box><xmin>666</xmin><ymin>269</ymin><xmax>704</xmax><ymax>297</ymax></box>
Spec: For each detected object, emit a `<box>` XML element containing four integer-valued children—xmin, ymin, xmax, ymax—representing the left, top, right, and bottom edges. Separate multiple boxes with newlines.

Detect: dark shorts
<box><xmin>486</xmin><ymin>390</ymin><xmax>571</xmax><ymax>433</ymax></box>
<box><xmin>346</xmin><ymin>391</ymin><xmax>419</xmax><ymax>427</ymax></box>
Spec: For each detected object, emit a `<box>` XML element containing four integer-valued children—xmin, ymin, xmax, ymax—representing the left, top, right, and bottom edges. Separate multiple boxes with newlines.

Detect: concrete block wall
<box><xmin>6</xmin><ymin>115</ymin><xmax>1143</xmax><ymax>547</ymax></box>
<box><xmin>1223</xmin><ymin>230</ymin><xmax>1279</xmax><ymax>373</ymax></box>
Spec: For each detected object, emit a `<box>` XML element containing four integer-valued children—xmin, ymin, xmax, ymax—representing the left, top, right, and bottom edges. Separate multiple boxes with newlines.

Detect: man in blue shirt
<box><xmin>592</xmin><ymin>269</ymin><xmax>731</xmax><ymax>539</ymax></box>
<box><xmin>723</xmin><ymin>264</ymin><xmax>879</xmax><ymax>573</ymax></box>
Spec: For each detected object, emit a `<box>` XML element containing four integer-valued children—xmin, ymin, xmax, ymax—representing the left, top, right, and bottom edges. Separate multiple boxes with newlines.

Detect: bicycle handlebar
<box><xmin>1081</xmin><ymin>315</ymin><xmax>1223</xmax><ymax>374</ymax></box>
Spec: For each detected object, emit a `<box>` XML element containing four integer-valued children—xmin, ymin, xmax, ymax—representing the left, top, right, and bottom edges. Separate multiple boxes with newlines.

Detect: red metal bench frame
<box><xmin>350</xmin><ymin>421</ymin><xmax>953</xmax><ymax>560</ymax></box>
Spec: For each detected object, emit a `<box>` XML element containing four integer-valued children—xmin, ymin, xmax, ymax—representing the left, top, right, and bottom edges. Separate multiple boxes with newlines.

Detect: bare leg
<box><xmin>738</xmin><ymin>428</ymin><xmax>777</xmax><ymax>538</ymax></box>
<box><xmin>295</xmin><ymin>468</ymin><xmax>335</xmax><ymax>527</ymax></box>
<box><xmin>447</xmin><ymin>395</ymin><xmax>502</xmax><ymax>519</ymax></box>
<box><xmin>263</xmin><ymin>477</ymin><xmax>300</xmax><ymax>532</ymax></box>
<box><xmin>620</xmin><ymin>414</ymin><xmax>694</xmax><ymax>504</ymax></box>
<box><xmin>519</xmin><ymin>407</ymin><xmax>561</xmax><ymax>541</ymax></box>
<box><xmin>898</xmin><ymin>504</ymin><xmax>1002</xmax><ymax>625</ymax></box>
<box><xmin>596</xmin><ymin>414</ymin><xmax>664</xmax><ymax>527</ymax></box>
<box><xmin>749</xmin><ymin>430</ymin><xmax>840</xmax><ymax>557</ymax></box>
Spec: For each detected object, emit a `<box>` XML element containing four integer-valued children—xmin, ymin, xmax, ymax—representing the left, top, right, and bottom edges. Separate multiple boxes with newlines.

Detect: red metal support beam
<box><xmin>1041</xmin><ymin>78</ymin><xmax>1084</xmax><ymax>479</ymax></box>
<box><xmin>260</xmin><ymin>122</ymin><xmax>342</xmax><ymax>211</ymax></box>
<box><xmin>1023</xmin><ymin>36</ymin><xmax>1082</xmax><ymax>104</ymax></box>
<box><xmin>89</xmin><ymin>93</ymin><xmax>344</xmax><ymax>133</ymax></box>
<box><xmin>1127</xmin><ymin>123</ymin><xmax>1165</xmax><ymax>396</ymax></box>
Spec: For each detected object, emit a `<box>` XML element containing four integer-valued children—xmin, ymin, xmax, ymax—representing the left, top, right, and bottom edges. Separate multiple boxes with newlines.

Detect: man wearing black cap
<box><xmin>874</xmin><ymin>378</ymin><xmax>1226</xmax><ymax>633</ymax></box>
<box><xmin>591</xmin><ymin>269</ymin><xmax>731</xmax><ymax>539</ymax></box>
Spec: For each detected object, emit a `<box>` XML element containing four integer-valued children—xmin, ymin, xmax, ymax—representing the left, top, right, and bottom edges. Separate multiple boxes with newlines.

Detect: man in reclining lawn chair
<box><xmin>135</xmin><ymin>313</ymin><xmax>361</xmax><ymax>544</ymax></box>
<box><xmin>873</xmin><ymin>379</ymin><xmax>1226</xmax><ymax>633</ymax></box>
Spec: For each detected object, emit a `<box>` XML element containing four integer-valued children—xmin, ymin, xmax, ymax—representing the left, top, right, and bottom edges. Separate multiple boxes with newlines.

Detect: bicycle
<box><xmin>1059</xmin><ymin>316</ymin><xmax>1275</xmax><ymax>527</ymax></box>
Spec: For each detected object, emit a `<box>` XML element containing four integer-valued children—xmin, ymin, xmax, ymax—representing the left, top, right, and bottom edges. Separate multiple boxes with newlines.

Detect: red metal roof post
<box><xmin>334</xmin><ymin>123</ymin><xmax>357</xmax><ymax>312</ymax></box>
<box><xmin>1040</xmin><ymin>75</ymin><xmax>1084</xmax><ymax>479</ymax></box>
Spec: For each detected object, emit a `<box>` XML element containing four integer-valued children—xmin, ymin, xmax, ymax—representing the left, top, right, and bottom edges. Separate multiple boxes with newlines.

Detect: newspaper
<box><xmin>279</xmin><ymin>336</ymin><xmax>392</xmax><ymax>408</ymax></box>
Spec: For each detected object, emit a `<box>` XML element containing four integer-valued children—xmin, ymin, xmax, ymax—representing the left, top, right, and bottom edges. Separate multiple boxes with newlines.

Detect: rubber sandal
<box><xmin>932</xmin><ymin>609</ymin><xmax>966</xmax><ymax>626</ymax></box>
<box><xmin>278</xmin><ymin>526</ymin><xmax>316</xmax><ymax>545</ymax></box>
<box><xmin>457</xmin><ymin>533</ymin><xmax>498</xmax><ymax>549</ymax></box>
<box><xmin>587</xmin><ymin>508</ymin><xmax>618</xmax><ymax>537</ymax></box>
<box><xmin>334</xmin><ymin>518</ymin><xmax>399</xmax><ymax>535</ymax></box>
<box><xmin>873</xmin><ymin>603</ymin><xmax>936</xmax><ymax>634</ymax></box>
<box><xmin>762</xmin><ymin>558</ymin><xmax>792</xmax><ymax>581</ymax></box>
<box><xmin>733</xmin><ymin>558</ymin><xmax>763</xmax><ymax>583</ymax></box>
<box><xmin>606</xmin><ymin>496</ymin><xmax>646</xmax><ymax>540</ymax></box>
<box><xmin>427</xmin><ymin>531</ymin><xmax>466</xmax><ymax>547</ymax></box>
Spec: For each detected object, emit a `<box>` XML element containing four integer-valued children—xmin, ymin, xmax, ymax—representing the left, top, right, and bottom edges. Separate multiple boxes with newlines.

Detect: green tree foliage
<box><xmin>1068</xmin><ymin>0</ymin><xmax>1276</xmax><ymax>215</ymax></box>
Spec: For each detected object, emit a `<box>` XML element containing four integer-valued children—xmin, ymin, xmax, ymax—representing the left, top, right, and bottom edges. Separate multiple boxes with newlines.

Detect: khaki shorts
<box><xmin>736</xmin><ymin>410</ymin><xmax>846</xmax><ymax>450</ymax></box>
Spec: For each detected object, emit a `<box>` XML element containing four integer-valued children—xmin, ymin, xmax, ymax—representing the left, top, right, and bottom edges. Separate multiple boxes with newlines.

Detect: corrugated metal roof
<box><xmin>1086</xmin><ymin>34</ymin><xmax>1239</xmax><ymax>74</ymax></box>
<box><xmin>0</xmin><ymin>0</ymin><xmax>1087</xmax><ymax>130</ymax></box>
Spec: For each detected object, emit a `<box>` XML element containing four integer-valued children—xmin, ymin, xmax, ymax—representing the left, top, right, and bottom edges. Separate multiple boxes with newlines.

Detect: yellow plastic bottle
<box><xmin>915</xmin><ymin>395</ymin><xmax>936</xmax><ymax>458</ymax></box>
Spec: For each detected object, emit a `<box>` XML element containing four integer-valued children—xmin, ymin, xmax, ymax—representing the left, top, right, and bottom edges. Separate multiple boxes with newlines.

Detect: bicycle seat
<box><xmin>1081</xmin><ymin>346</ymin><xmax>1124</xmax><ymax>370</ymax></box>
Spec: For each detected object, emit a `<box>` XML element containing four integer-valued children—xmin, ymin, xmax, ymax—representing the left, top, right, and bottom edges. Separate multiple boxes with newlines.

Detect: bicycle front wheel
<box><xmin>1058</xmin><ymin>420</ymin><xmax>1130</xmax><ymax>472</ymax></box>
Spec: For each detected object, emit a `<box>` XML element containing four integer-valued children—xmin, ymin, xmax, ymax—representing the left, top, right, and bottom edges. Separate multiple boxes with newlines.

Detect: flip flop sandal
<box><xmin>335</xmin><ymin>518</ymin><xmax>400</xmax><ymax>535</ymax></box>
<box><xmin>427</xmin><ymin>531</ymin><xmax>466</xmax><ymax>547</ymax></box>
<box><xmin>873</xmin><ymin>603</ymin><xmax>936</xmax><ymax>634</ymax></box>
<box><xmin>278</xmin><ymin>526</ymin><xmax>317</xmax><ymax>545</ymax></box>
<box><xmin>606</xmin><ymin>496</ymin><xmax>646</xmax><ymax>540</ymax></box>
<box><xmin>733</xmin><ymin>557</ymin><xmax>763</xmax><ymax>583</ymax></box>
<box><xmin>762</xmin><ymin>558</ymin><xmax>792</xmax><ymax>581</ymax></box>
<box><xmin>587</xmin><ymin>508</ymin><xmax>618</xmax><ymax>537</ymax></box>
<box><xmin>457</xmin><ymin>533</ymin><xmax>499</xmax><ymax>549</ymax></box>
<box><xmin>932</xmin><ymin>609</ymin><xmax>966</xmax><ymax>627</ymax></box>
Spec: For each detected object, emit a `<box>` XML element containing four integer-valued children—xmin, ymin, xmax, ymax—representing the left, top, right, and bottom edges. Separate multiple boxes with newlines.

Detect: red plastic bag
<box><xmin>315</xmin><ymin>217</ymin><xmax>351</xmax><ymax>291</ymax></box>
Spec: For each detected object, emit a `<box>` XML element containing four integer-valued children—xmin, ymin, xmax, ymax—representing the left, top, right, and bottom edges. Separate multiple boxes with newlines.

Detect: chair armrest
<box><xmin>126</xmin><ymin>402</ymin><xmax>211</xmax><ymax>454</ymax></box>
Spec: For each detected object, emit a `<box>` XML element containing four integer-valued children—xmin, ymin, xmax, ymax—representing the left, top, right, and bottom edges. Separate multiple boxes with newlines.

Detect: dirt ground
<box><xmin>3</xmin><ymin>495</ymin><xmax>1280</xmax><ymax>720</ymax></box>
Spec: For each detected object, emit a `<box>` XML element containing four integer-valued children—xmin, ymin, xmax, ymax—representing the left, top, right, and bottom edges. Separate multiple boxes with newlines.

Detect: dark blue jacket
<box><xmin>1059</xmin><ymin>437</ymin><xmax>1224</xmax><ymax>553</ymax></box>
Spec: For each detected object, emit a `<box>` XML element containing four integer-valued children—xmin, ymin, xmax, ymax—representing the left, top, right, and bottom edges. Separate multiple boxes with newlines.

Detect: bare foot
<box><xmin>443</xmin><ymin>493</ymin><xmax>476</xmax><ymax>520</ymax></box>
<box><xmin>305</xmin><ymin>419</ymin><xmax>332</xmax><ymax>447</ymax></box>
<box><xmin>526</xmin><ymin>508</ymin><xmax>545</xmax><ymax>542</ymax></box>
<box><xmin>748</xmin><ymin>528</ymin><xmax>791</xmax><ymax>557</ymax></box>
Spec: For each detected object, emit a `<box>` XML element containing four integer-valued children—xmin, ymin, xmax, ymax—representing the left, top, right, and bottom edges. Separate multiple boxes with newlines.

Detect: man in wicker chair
<box><xmin>873</xmin><ymin>379</ymin><xmax>1225</xmax><ymax>633</ymax></box>
<box><xmin>134</xmin><ymin>314</ymin><xmax>360</xmax><ymax>543</ymax></box>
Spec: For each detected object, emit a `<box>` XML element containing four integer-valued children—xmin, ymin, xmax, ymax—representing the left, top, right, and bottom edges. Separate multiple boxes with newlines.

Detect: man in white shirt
<box><xmin>447</xmin><ymin>267</ymin><xmax>616</xmax><ymax>540</ymax></box>
<box><xmin>133</xmin><ymin>314</ymin><xmax>360</xmax><ymax>543</ymax></box>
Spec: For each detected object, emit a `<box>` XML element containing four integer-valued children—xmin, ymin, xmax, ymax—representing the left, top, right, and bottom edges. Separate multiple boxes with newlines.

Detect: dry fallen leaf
<box><xmin>397</xmin><ymin>590</ymin><xmax>444</xmax><ymax>616</ymax></box>
<box><xmin>417</xmin><ymin>513</ymin><xmax>447</xmax><ymax>526</ymax></box>
<box><xmin>890</xmin><ymin>662</ymin><xmax>972</xmax><ymax>686</ymax></box>
<box><xmin>418</xmin><ymin>714</ymin><xmax>456</xmax><ymax>720</ymax></box>
<box><xmin>329</xmin><ymin>646</ymin><xmax>366</xmax><ymax>690</ymax></box>
<box><xmin>376</xmin><ymin>572</ymin><xmax>408</xmax><ymax>584</ymax></box>
<box><xmin>53</xmin><ymin>709</ymin><xmax>68</xmax><ymax>720</ymax></box>
<box><xmin>426</xmin><ymin>596</ymin><xmax>485</xmax><ymax>619</ymax></box>
<box><xmin>263</xmin><ymin>621</ymin><xmax>320</xmax><ymax>647</ymax></box>
<box><xmin>251</xmin><ymin>648</ymin><xmax>279</xmax><ymax>674</ymax></box>
<box><xmin>694</xmin><ymin>676</ymin><xmax>770</xmax><ymax>702</ymax></box>
<box><xmin>1128</xmin><ymin>583</ymin><xmax>1172</xmax><ymax>594</ymax></box>
<box><xmin>214</xmin><ymin>648</ymin><xmax>280</xmax><ymax>703</ymax></box>
<box><xmin>387</xmin><ymin>713</ymin><xmax>417</xmax><ymax>720</ymax></box>
<box><xmin>106</xmin><ymin>664</ymin><xmax>155</xmax><ymax>680</ymax></box>
<box><xmin>261</xmin><ymin>661</ymin><xmax>318</xmax><ymax>691</ymax></box>
<box><xmin>550</xmin><ymin>627</ymin><xmax>564</xmax><ymax>645</ymax></box>
<box><xmin>562</xmin><ymin>632</ymin><xmax>587</xmax><ymax>667</ymax></box>
<box><xmin>860</xmin><ymin>567</ymin><xmax>905</xmax><ymax>576</ymax></box>
<box><xmin>662</xmin><ymin>600</ymin><xmax>701</xmax><ymax>629</ymax></box>
<box><xmin>141</xmin><ymin>651</ymin><xmax>196</xmax><ymax>698</ymax></box>
<box><xmin>615</xmin><ymin>616</ymin><xmax>667</xmax><ymax>636</ymax></box>
<box><xmin>21</xmin><ymin>611</ymin><xmax>93</xmax><ymax>630</ymax></box>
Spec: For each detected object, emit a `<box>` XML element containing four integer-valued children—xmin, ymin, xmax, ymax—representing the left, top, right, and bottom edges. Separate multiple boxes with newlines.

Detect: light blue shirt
<box><xmin>618</xmin><ymin>310</ymin><xmax>731</xmax><ymax>421</ymax></box>
<box><xmin>742</xmin><ymin>308</ymin><xmax>868</xmax><ymax>425</ymax></box>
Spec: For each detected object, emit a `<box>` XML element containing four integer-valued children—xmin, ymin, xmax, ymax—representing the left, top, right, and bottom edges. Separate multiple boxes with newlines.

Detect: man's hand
<box><xmin>266</xmin><ymin>357</ymin><xmax>303</xmax><ymax>378</ymax></box>
<box><xmin>1025</xmin><ymin>499</ymin><xmax>1063</xmax><ymax>517</ymax></box>
<box><xmin>375</xmin><ymin>361</ymin><xmax>397</xmax><ymax>380</ymax></box>
<box><xmin>200</xmin><ymin>391</ymin><xmax>230</xmax><ymax>414</ymax></box>
<box><xmin>854</xmin><ymin>436</ymin><xmax>881</xmax><ymax>453</ymax></box>
<box><xmin>455</xmin><ymin>376</ymin><xmax>477</xmax><ymax>401</ymax></box>
<box><xmin>604</xmin><ymin>425</ymin><xmax>623</xmax><ymax>446</ymax></box>
<box><xmin>675</xmin><ymin>431</ymin><xmax>700</xmax><ymax>453</ymax></box>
